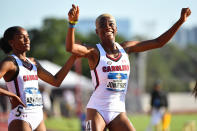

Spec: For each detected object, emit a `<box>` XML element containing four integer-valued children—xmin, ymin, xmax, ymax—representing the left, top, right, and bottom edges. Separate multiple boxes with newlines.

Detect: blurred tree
<box><xmin>28</xmin><ymin>18</ymin><xmax>70</xmax><ymax>65</ymax></box>
<box><xmin>146</xmin><ymin>43</ymin><xmax>197</xmax><ymax>92</ymax></box>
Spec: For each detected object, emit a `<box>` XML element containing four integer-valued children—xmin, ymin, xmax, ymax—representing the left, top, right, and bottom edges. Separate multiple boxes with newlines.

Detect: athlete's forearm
<box><xmin>66</xmin><ymin>27</ymin><xmax>76</xmax><ymax>52</ymax></box>
<box><xmin>53</xmin><ymin>55</ymin><xmax>77</xmax><ymax>87</ymax></box>
<box><xmin>0</xmin><ymin>87</ymin><xmax>14</xmax><ymax>97</ymax></box>
<box><xmin>155</xmin><ymin>18</ymin><xmax>184</xmax><ymax>47</ymax></box>
<box><xmin>66</xmin><ymin>4</ymin><xmax>79</xmax><ymax>53</ymax></box>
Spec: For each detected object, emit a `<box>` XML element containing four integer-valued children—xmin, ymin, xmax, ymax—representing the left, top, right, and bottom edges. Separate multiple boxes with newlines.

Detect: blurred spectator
<box><xmin>146</xmin><ymin>80</ymin><xmax>170</xmax><ymax>131</ymax></box>
<box><xmin>79</xmin><ymin>111</ymin><xmax>86</xmax><ymax>131</ymax></box>
<box><xmin>192</xmin><ymin>80</ymin><xmax>197</xmax><ymax>98</ymax></box>
<box><xmin>39</xmin><ymin>86</ymin><xmax>52</xmax><ymax>119</ymax></box>
<box><xmin>63</xmin><ymin>90</ymin><xmax>75</xmax><ymax>117</ymax></box>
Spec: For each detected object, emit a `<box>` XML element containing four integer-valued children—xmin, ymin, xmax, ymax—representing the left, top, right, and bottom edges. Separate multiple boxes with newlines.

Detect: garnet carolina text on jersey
<box><xmin>23</xmin><ymin>75</ymin><xmax>38</xmax><ymax>82</ymax></box>
<box><xmin>102</xmin><ymin>65</ymin><xmax>130</xmax><ymax>72</ymax></box>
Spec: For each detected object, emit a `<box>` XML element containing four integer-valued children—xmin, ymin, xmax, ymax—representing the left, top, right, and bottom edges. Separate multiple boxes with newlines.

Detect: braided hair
<box><xmin>0</xmin><ymin>26</ymin><xmax>23</xmax><ymax>54</ymax></box>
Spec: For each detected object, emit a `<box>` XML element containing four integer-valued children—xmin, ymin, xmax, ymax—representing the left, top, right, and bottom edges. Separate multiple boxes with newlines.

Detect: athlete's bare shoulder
<box><xmin>0</xmin><ymin>56</ymin><xmax>18</xmax><ymax>80</ymax></box>
<box><xmin>120</xmin><ymin>41</ymin><xmax>140</xmax><ymax>54</ymax></box>
<box><xmin>0</xmin><ymin>56</ymin><xmax>17</xmax><ymax>67</ymax></box>
<box><xmin>83</xmin><ymin>43</ymin><xmax>98</xmax><ymax>51</ymax></box>
<box><xmin>82</xmin><ymin>43</ymin><xmax>99</xmax><ymax>57</ymax></box>
<box><xmin>83</xmin><ymin>43</ymin><xmax>100</xmax><ymax>70</ymax></box>
<box><xmin>28</xmin><ymin>57</ymin><xmax>36</xmax><ymax>65</ymax></box>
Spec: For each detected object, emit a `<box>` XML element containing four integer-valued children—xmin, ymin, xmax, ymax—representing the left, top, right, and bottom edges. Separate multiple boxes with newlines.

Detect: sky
<box><xmin>0</xmin><ymin>0</ymin><xmax>197</xmax><ymax>38</ymax></box>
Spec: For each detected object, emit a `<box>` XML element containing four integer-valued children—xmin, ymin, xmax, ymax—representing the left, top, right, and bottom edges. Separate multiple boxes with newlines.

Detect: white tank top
<box><xmin>87</xmin><ymin>42</ymin><xmax>130</xmax><ymax>112</ymax></box>
<box><xmin>6</xmin><ymin>55</ymin><xmax>43</xmax><ymax>110</ymax></box>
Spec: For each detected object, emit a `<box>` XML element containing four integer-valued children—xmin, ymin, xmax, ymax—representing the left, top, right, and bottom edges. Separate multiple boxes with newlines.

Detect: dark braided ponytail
<box><xmin>0</xmin><ymin>26</ymin><xmax>23</xmax><ymax>54</ymax></box>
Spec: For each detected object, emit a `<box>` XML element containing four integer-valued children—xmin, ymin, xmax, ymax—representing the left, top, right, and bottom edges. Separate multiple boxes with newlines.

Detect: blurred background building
<box><xmin>173</xmin><ymin>27</ymin><xmax>197</xmax><ymax>47</ymax></box>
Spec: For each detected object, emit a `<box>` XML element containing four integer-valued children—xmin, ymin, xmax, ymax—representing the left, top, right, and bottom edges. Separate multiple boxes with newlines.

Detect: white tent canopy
<box><xmin>38</xmin><ymin>60</ymin><xmax>93</xmax><ymax>90</ymax></box>
<box><xmin>0</xmin><ymin>60</ymin><xmax>93</xmax><ymax>90</ymax></box>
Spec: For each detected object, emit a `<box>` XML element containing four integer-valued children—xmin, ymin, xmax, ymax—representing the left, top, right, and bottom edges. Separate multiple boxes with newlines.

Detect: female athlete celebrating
<box><xmin>66</xmin><ymin>4</ymin><xmax>191</xmax><ymax>131</ymax></box>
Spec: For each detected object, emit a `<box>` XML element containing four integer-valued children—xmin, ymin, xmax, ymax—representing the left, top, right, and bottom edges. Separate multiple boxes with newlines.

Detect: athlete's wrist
<box><xmin>69</xmin><ymin>20</ymin><xmax>78</xmax><ymax>25</ymax></box>
<box><xmin>68</xmin><ymin>20</ymin><xmax>78</xmax><ymax>28</ymax></box>
<box><xmin>69</xmin><ymin>23</ymin><xmax>76</xmax><ymax>28</ymax></box>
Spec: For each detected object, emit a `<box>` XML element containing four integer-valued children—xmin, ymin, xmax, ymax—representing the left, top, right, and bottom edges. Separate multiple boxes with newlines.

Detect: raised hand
<box><xmin>180</xmin><ymin>8</ymin><xmax>191</xmax><ymax>22</ymax></box>
<box><xmin>68</xmin><ymin>4</ymin><xmax>79</xmax><ymax>22</ymax></box>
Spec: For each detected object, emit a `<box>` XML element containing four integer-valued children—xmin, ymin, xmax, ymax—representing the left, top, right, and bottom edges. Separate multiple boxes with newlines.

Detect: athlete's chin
<box><xmin>105</xmin><ymin>34</ymin><xmax>114</xmax><ymax>38</ymax></box>
<box><xmin>105</xmin><ymin>36</ymin><xmax>115</xmax><ymax>41</ymax></box>
<box><xmin>24</xmin><ymin>48</ymin><xmax>30</xmax><ymax>52</ymax></box>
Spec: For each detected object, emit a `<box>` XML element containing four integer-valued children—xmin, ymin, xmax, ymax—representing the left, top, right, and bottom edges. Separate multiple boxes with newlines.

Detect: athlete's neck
<box><xmin>101</xmin><ymin>42</ymin><xmax>119</xmax><ymax>55</ymax></box>
<box><xmin>13</xmin><ymin>53</ymin><xmax>27</xmax><ymax>61</ymax></box>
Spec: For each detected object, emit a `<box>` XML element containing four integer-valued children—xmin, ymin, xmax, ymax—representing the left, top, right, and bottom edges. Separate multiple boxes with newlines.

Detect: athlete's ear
<box><xmin>8</xmin><ymin>39</ymin><xmax>14</xmax><ymax>47</ymax></box>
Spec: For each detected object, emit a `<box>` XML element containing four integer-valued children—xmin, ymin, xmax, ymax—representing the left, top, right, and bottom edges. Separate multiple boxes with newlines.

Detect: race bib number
<box><xmin>25</xmin><ymin>87</ymin><xmax>43</xmax><ymax>107</ymax></box>
<box><xmin>106</xmin><ymin>73</ymin><xmax>127</xmax><ymax>92</ymax></box>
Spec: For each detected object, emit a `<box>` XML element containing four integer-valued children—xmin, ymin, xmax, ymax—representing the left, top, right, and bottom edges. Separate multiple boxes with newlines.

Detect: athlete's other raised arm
<box><xmin>34</xmin><ymin>55</ymin><xmax>77</xmax><ymax>87</ymax></box>
<box><xmin>66</xmin><ymin>4</ymin><xmax>97</xmax><ymax>58</ymax></box>
<box><xmin>122</xmin><ymin>8</ymin><xmax>191</xmax><ymax>53</ymax></box>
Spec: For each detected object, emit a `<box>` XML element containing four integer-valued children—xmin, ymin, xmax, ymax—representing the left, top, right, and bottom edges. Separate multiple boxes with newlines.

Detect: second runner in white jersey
<box><xmin>87</xmin><ymin>42</ymin><xmax>130</xmax><ymax>112</ymax></box>
<box><xmin>6</xmin><ymin>55</ymin><xmax>43</xmax><ymax>110</ymax></box>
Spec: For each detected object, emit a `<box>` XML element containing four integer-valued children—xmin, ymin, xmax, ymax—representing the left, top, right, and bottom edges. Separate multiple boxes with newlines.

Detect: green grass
<box><xmin>170</xmin><ymin>114</ymin><xmax>197</xmax><ymax>131</ymax></box>
<box><xmin>130</xmin><ymin>115</ymin><xmax>150</xmax><ymax>131</ymax></box>
<box><xmin>45</xmin><ymin>117</ymin><xmax>80</xmax><ymax>131</ymax></box>
<box><xmin>130</xmin><ymin>114</ymin><xmax>197</xmax><ymax>131</ymax></box>
<box><xmin>45</xmin><ymin>114</ymin><xmax>197</xmax><ymax>131</ymax></box>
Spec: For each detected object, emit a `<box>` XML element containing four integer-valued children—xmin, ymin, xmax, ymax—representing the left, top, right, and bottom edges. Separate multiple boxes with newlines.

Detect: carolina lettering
<box><xmin>23</xmin><ymin>75</ymin><xmax>38</xmax><ymax>82</ymax></box>
<box><xmin>102</xmin><ymin>65</ymin><xmax>129</xmax><ymax>72</ymax></box>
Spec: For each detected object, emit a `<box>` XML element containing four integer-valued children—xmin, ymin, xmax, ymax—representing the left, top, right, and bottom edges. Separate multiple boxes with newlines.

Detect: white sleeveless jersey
<box><xmin>6</xmin><ymin>55</ymin><xmax>43</xmax><ymax>110</ymax></box>
<box><xmin>87</xmin><ymin>42</ymin><xmax>130</xmax><ymax>112</ymax></box>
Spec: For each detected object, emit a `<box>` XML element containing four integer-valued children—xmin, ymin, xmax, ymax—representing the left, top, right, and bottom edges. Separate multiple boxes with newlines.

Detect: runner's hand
<box><xmin>68</xmin><ymin>4</ymin><xmax>79</xmax><ymax>22</ymax></box>
<box><xmin>10</xmin><ymin>94</ymin><xmax>26</xmax><ymax>108</ymax></box>
<box><xmin>180</xmin><ymin>8</ymin><xmax>191</xmax><ymax>22</ymax></box>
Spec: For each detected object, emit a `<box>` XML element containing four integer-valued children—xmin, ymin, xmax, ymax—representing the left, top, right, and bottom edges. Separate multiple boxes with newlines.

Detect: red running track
<box><xmin>0</xmin><ymin>122</ymin><xmax>8</xmax><ymax>131</ymax></box>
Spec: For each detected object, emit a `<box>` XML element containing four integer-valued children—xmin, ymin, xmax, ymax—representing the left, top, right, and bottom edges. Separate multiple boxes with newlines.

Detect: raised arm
<box><xmin>66</xmin><ymin>4</ymin><xmax>97</xmax><ymax>58</ymax></box>
<box><xmin>36</xmin><ymin>55</ymin><xmax>77</xmax><ymax>87</ymax></box>
<box><xmin>122</xmin><ymin>8</ymin><xmax>191</xmax><ymax>53</ymax></box>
